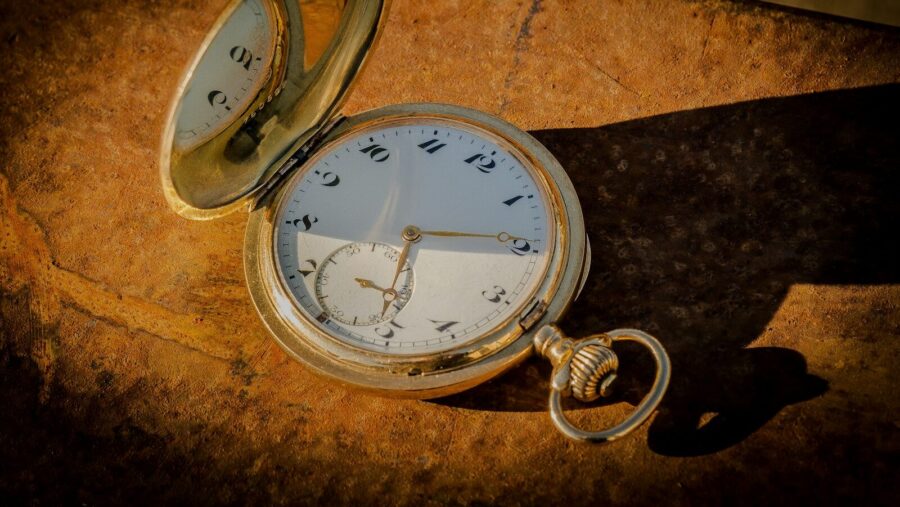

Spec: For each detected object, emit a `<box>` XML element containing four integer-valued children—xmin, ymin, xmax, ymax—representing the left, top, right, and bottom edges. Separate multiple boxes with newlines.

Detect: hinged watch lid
<box><xmin>160</xmin><ymin>0</ymin><xmax>388</xmax><ymax>219</ymax></box>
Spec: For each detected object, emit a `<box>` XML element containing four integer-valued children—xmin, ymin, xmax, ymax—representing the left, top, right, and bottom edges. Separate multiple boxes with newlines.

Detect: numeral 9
<box><xmin>318</xmin><ymin>171</ymin><xmax>340</xmax><ymax>187</ymax></box>
<box><xmin>482</xmin><ymin>286</ymin><xmax>507</xmax><ymax>303</ymax></box>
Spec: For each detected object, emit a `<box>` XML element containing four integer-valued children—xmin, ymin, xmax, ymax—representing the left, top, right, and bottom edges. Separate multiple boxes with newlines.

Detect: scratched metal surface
<box><xmin>1</xmin><ymin>0</ymin><xmax>899</xmax><ymax>505</ymax></box>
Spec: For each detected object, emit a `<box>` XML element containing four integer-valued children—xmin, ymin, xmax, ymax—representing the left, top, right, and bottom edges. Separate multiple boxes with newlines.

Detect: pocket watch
<box><xmin>159</xmin><ymin>0</ymin><xmax>670</xmax><ymax>443</ymax></box>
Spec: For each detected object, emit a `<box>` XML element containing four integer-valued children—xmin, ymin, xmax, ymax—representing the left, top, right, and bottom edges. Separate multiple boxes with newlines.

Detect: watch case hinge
<box><xmin>253</xmin><ymin>114</ymin><xmax>347</xmax><ymax>211</ymax></box>
<box><xmin>519</xmin><ymin>299</ymin><xmax>548</xmax><ymax>331</ymax></box>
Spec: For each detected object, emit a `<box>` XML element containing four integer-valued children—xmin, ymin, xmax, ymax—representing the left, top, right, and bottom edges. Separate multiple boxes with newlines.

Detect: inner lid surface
<box><xmin>160</xmin><ymin>0</ymin><xmax>387</xmax><ymax>219</ymax></box>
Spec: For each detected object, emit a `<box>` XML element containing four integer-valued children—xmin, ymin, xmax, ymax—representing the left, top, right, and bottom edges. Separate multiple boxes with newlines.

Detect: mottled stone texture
<box><xmin>1</xmin><ymin>0</ymin><xmax>899</xmax><ymax>505</ymax></box>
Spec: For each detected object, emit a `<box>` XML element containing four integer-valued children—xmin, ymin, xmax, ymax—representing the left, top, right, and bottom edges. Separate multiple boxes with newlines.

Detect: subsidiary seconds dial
<box><xmin>314</xmin><ymin>242</ymin><xmax>414</xmax><ymax>327</ymax></box>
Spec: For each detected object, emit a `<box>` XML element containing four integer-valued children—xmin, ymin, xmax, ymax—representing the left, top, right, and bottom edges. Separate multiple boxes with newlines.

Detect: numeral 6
<box><xmin>482</xmin><ymin>285</ymin><xmax>507</xmax><ymax>304</ymax></box>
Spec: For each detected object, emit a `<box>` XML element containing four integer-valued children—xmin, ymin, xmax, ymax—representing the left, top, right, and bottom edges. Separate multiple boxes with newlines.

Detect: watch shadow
<box><xmin>433</xmin><ymin>83</ymin><xmax>900</xmax><ymax>456</ymax></box>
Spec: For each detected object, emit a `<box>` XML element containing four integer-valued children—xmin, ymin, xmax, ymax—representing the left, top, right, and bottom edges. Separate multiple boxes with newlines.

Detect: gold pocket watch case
<box><xmin>159</xmin><ymin>0</ymin><xmax>670</xmax><ymax>443</ymax></box>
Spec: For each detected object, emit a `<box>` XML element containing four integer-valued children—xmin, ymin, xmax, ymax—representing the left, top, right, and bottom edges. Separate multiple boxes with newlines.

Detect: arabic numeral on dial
<box><xmin>508</xmin><ymin>239</ymin><xmax>531</xmax><ymax>256</ymax></box>
<box><xmin>482</xmin><ymin>285</ymin><xmax>507</xmax><ymax>304</ymax></box>
<box><xmin>360</xmin><ymin>143</ymin><xmax>390</xmax><ymax>162</ymax></box>
<box><xmin>207</xmin><ymin>90</ymin><xmax>230</xmax><ymax>110</ymax></box>
<box><xmin>229</xmin><ymin>45</ymin><xmax>257</xmax><ymax>70</ymax></box>
<box><xmin>418</xmin><ymin>139</ymin><xmax>446</xmax><ymax>154</ymax></box>
<box><xmin>297</xmin><ymin>259</ymin><xmax>318</xmax><ymax>278</ymax></box>
<box><xmin>285</xmin><ymin>214</ymin><xmax>318</xmax><ymax>231</ymax></box>
<box><xmin>374</xmin><ymin>320</ymin><xmax>404</xmax><ymax>339</ymax></box>
<box><xmin>374</xmin><ymin>327</ymin><xmax>394</xmax><ymax>339</ymax></box>
<box><xmin>429</xmin><ymin>319</ymin><xmax>458</xmax><ymax>333</ymax></box>
<box><xmin>464</xmin><ymin>152</ymin><xmax>497</xmax><ymax>173</ymax></box>
<box><xmin>315</xmin><ymin>170</ymin><xmax>340</xmax><ymax>187</ymax></box>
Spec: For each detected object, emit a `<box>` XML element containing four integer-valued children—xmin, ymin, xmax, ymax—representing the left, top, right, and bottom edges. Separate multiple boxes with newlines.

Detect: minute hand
<box><xmin>418</xmin><ymin>230</ymin><xmax>527</xmax><ymax>243</ymax></box>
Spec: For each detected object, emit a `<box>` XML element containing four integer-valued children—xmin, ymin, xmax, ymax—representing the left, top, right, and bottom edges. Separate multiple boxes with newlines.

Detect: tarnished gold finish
<box><xmin>159</xmin><ymin>0</ymin><xmax>389</xmax><ymax>219</ymax></box>
<box><xmin>535</xmin><ymin>325</ymin><xmax>671</xmax><ymax>443</ymax></box>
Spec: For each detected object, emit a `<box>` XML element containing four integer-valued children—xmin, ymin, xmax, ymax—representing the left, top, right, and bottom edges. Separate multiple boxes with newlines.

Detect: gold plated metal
<box><xmin>535</xmin><ymin>325</ymin><xmax>671</xmax><ymax>443</ymax></box>
<box><xmin>413</xmin><ymin>228</ymin><xmax>528</xmax><ymax>243</ymax></box>
<box><xmin>354</xmin><ymin>278</ymin><xmax>404</xmax><ymax>307</ymax></box>
<box><xmin>354</xmin><ymin>277</ymin><xmax>390</xmax><ymax>294</ymax></box>
<box><xmin>383</xmin><ymin>227</ymin><xmax>416</xmax><ymax>317</ymax></box>
<box><xmin>160</xmin><ymin>0</ymin><xmax>389</xmax><ymax>219</ymax></box>
<box><xmin>401</xmin><ymin>225</ymin><xmax>422</xmax><ymax>243</ymax></box>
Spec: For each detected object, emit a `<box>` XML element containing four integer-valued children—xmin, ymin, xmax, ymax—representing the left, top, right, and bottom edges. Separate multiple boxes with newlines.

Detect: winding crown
<box><xmin>567</xmin><ymin>343</ymin><xmax>618</xmax><ymax>402</ymax></box>
<box><xmin>534</xmin><ymin>325</ymin><xmax>619</xmax><ymax>402</ymax></box>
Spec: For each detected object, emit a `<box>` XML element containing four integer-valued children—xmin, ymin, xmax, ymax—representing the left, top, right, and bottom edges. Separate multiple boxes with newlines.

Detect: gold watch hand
<box><xmin>355</xmin><ymin>278</ymin><xmax>389</xmax><ymax>293</ymax></box>
<box><xmin>382</xmin><ymin>226</ymin><xmax>419</xmax><ymax>317</ymax></box>
<box><xmin>357</xmin><ymin>277</ymin><xmax>401</xmax><ymax>317</ymax></box>
<box><xmin>417</xmin><ymin>229</ymin><xmax>526</xmax><ymax>243</ymax></box>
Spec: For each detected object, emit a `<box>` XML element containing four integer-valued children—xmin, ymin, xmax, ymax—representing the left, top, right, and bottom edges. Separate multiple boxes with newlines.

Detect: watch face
<box><xmin>272</xmin><ymin>117</ymin><xmax>556</xmax><ymax>355</ymax></box>
<box><xmin>174</xmin><ymin>0</ymin><xmax>276</xmax><ymax>151</ymax></box>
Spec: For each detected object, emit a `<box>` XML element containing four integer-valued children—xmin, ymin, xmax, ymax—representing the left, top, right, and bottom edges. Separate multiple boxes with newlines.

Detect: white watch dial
<box><xmin>273</xmin><ymin>118</ymin><xmax>554</xmax><ymax>355</ymax></box>
<box><xmin>175</xmin><ymin>0</ymin><xmax>275</xmax><ymax>150</ymax></box>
